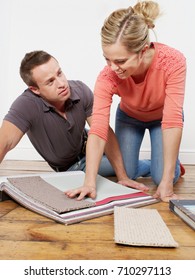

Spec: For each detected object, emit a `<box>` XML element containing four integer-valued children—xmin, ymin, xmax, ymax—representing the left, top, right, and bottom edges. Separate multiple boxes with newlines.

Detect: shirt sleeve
<box><xmin>4</xmin><ymin>95</ymin><xmax>38</xmax><ymax>133</ymax></box>
<box><xmin>89</xmin><ymin>67</ymin><xmax>120</xmax><ymax>141</ymax></box>
<box><xmin>80</xmin><ymin>81</ymin><xmax>94</xmax><ymax>118</ymax></box>
<box><xmin>162</xmin><ymin>53</ymin><xmax>186</xmax><ymax>129</ymax></box>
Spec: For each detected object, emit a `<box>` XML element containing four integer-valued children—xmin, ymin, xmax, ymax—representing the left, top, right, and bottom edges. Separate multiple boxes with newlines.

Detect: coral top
<box><xmin>89</xmin><ymin>42</ymin><xmax>186</xmax><ymax>141</ymax></box>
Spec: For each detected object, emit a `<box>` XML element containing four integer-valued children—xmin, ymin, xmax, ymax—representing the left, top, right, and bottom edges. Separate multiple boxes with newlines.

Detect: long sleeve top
<box><xmin>89</xmin><ymin>42</ymin><xmax>186</xmax><ymax>141</ymax></box>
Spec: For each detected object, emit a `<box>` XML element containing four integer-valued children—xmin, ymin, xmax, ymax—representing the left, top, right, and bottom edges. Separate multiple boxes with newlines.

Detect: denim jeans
<box><xmin>67</xmin><ymin>154</ymin><xmax>115</xmax><ymax>177</ymax></box>
<box><xmin>115</xmin><ymin>105</ymin><xmax>181</xmax><ymax>185</ymax></box>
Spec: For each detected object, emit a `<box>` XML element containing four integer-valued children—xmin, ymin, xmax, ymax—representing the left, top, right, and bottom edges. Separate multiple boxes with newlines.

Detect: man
<box><xmin>0</xmin><ymin>51</ymin><xmax>102</xmax><ymax>172</ymax></box>
<box><xmin>0</xmin><ymin>50</ymin><xmax>147</xmax><ymax>192</ymax></box>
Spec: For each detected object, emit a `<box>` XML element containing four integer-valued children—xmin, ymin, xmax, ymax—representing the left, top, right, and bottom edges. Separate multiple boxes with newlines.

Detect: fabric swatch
<box><xmin>114</xmin><ymin>207</ymin><xmax>178</xmax><ymax>247</ymax></box>
<box><xmin>7</xmin><ymin>176</ymin><xmax>95</xmax><ymax>213</ymax></box>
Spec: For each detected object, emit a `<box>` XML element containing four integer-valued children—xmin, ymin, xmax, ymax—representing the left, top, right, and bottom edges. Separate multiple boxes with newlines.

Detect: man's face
<box><xmin>30</xmin><ymin>57</ymin><xmax>71</xmax><ymax>105</ymax></box>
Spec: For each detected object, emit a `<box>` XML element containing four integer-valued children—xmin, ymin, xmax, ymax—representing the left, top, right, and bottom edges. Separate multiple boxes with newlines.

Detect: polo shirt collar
<box><xmin>41</xmin><ymin>86</ymin><xmax>80</xmax><ymax>112</ymax></box>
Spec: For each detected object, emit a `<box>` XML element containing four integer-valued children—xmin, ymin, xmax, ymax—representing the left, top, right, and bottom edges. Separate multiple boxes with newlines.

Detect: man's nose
<box><xmin>57</xmin><ymin>77</ymin><xmax>65</xmax><ymax>87</ymax></box>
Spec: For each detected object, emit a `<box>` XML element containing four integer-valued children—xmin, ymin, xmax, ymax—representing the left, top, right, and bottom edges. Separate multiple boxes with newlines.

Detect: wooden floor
<box><xmin>0</xmin><ymin>160</ymin><xmax>195</xmax><ymax>260</ymax></box>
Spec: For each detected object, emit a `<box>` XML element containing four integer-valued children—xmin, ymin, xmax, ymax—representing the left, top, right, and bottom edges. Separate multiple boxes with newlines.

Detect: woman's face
<box><xmin>102</xmin><ymin>42</ymin><xmax>143</xmax><ymax>79</ymax></box>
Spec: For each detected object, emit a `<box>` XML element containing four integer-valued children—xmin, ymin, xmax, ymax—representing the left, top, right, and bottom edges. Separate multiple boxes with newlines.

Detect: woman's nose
<box><xmin>110</xmin><ymin>62</ymin><xmax>119</xmax><ymax>71</ymax></box>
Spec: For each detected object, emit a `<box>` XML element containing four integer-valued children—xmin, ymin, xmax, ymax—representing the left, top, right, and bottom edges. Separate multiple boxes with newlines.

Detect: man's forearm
<box><xmin>0</xmin><ymin>143</ymin><xmax>10</xmax><ymax>164</ymax></box>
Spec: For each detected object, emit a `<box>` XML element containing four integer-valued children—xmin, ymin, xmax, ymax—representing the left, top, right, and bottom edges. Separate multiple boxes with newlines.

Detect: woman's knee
<box><xmin>151</xmin><ymin>166</ymin><xmax>180</xmax><ymax>186</ymax></box>
<box><xmin>151</xmin><ymin>173</ymin><xmax>162</xmax><ymax>186</ymax></box>
<box><xmin>125</xmin><ymin>167</ymin><xmax>138</xmax><ymax>180</ymax></box>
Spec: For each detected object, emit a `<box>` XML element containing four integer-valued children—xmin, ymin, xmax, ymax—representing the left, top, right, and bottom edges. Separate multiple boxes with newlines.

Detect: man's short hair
<box><xmin>20</xmin><ymin>50</ymin><xmax>53</xmax><ymax>87</ymax></box>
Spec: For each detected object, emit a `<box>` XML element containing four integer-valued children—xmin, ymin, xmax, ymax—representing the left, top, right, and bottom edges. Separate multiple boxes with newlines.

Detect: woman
<box><xmin>66</xmin><ymin>0</ymin><xmax>186</xmax><ymax>202</ymax></box>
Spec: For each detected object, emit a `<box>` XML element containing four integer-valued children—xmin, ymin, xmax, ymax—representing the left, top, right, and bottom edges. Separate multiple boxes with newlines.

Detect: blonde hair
<box><xmin>101</xmin><ymin>0</ymin><xmax>160</xmax><ymax>53</ymax></box>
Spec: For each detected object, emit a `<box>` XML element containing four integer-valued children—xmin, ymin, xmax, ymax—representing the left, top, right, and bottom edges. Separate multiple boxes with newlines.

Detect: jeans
<box><xmin>67</xmin><ymin>155</ymin><xmax>115</xmax><ymax>177</ymax></box>
<box><xmin>115</xmin><ymin>105</ymin><xmax>181</xmax><ymax>185</ymax></box>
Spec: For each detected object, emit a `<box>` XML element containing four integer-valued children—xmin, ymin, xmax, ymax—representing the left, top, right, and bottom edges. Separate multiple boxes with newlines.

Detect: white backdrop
<box><xmin>0</xmin><ymin>0</ymin><xmax>194</xmax><ymax>163</ymax></box>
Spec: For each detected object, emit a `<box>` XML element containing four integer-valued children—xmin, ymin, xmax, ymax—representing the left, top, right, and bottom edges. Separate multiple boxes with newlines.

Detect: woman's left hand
<box><xmin>153</xmin><ymin>181</ymin><xmax>179</xmax><ymax>202</ymax></box>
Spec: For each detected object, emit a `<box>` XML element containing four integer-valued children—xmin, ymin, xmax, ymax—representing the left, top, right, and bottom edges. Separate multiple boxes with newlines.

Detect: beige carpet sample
<box><xmin>114</xmin><ymin>207</ymin><xmax>178</xmax><ymax>247</ymax></box>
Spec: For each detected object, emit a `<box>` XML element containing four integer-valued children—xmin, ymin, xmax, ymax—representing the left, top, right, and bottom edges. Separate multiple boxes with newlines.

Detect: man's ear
<box><xmin>29</xmin><ymin>86</ymin><xmax>40</xmax><ymax>95</ymax></box>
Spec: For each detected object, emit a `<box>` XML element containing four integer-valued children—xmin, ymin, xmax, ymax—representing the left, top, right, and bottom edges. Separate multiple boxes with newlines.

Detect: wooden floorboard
<box><xmin>0</xmin><ymin>160</ymin><xmax>195</xmax><ymax>260</ymax></box>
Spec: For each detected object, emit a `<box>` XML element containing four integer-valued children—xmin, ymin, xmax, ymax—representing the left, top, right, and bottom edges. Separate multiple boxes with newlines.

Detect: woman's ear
<box><xmin>140</xmin><ymin>44</ymin><xmax>149</xmax><ymax>57</ymax></box>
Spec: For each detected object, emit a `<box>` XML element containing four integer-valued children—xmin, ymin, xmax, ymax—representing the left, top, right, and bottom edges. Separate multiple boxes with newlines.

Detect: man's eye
<box><xmin>48</xmin><ymin>80</ymin><xmax>54</xmax><ymax>86</ymax></box>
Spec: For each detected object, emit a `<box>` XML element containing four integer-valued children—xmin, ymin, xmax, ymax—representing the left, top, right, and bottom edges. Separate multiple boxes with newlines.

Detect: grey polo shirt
<box><xmin>4</xmin><ymin>80</ymin><xmax>93</xmax><ymax>170</ymax></box>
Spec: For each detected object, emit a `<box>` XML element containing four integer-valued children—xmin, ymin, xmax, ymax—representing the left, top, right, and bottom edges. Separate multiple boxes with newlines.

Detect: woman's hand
<box><xmin>117</xmin><ymin>178</ymin><xmax>149</xmax><ymax>192</ymax></box>
<box><xmin>153</xmin><ymin>181</ymin><xmax>179</xmax><ymax>202</ymax></box>
<box><xmin>65</xmin><ymin>185</ymin><xmax>96</xmax><ymax>201</ymax></box>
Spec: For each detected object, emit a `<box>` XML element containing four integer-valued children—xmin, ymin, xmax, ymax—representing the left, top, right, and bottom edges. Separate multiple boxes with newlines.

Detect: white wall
<box><xmin>0</xmin><ymin>0</ymin><xmax>194</xmax><ymax>163</ymax></box>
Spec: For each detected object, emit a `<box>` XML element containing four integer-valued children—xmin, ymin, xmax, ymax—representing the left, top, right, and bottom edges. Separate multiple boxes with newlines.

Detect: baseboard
<box><xmin>4</xmin><ymin>147</ymin><xmax>195</xmax><ymax>164</ymax></box>
<box><xmin>139</xmin><ymin>150</ymin><xmax>195</xmax><ymax>164</ymax></box>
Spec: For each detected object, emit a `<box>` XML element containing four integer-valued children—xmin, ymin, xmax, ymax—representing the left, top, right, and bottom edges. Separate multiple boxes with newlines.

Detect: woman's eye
<box><xmin>116</xmin><ymin>61</ymin><xmax>126</xmax><ymax>65</ymax></box>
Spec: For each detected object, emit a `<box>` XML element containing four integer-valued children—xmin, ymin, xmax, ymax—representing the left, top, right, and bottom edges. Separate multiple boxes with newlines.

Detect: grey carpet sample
<box><xmin>7</xmin><ymin>176</ymin><xmax>95</xmax><ymax>213</ymax></box>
